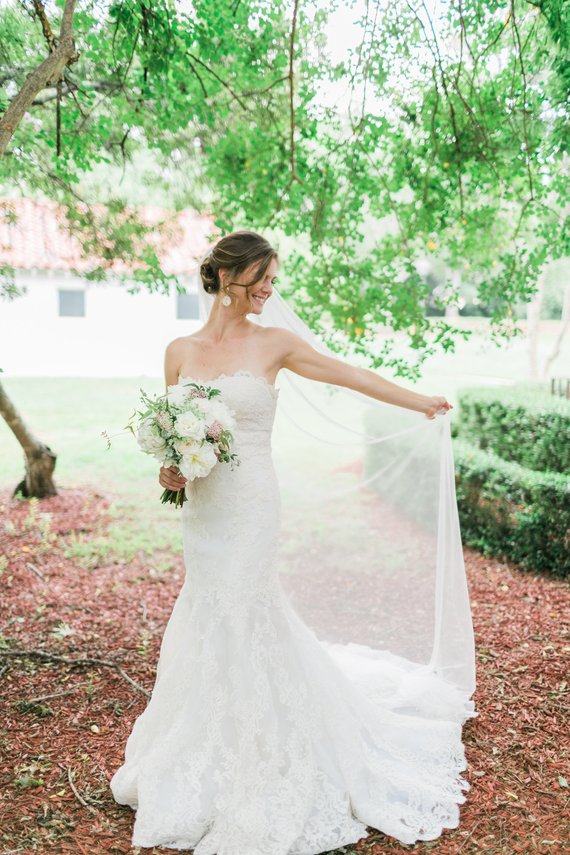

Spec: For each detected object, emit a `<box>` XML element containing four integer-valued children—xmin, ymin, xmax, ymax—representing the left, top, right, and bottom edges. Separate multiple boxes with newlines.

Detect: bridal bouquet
<box><xmin>105</xmin><ymin>380</ymin><xmax>240</xmax><ymax>508</ymax></box>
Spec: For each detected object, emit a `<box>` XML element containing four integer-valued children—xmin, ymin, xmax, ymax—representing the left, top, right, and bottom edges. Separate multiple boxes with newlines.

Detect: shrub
<box><xmin>453</xmin><ymin>438</ymin><xmax>569</xmax><ymax>577</ymax></box>
<box><xmin>456</xmin><ymin>384</ymin><xmax>570</xmax><ymax>475</ymax></box>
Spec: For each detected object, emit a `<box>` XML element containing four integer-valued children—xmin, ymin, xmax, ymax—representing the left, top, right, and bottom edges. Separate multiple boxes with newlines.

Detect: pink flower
<box><xmin>156</xmin><ymin>411</ymin><xmax>174</xmax><ymax>433</ymax></box>
<box><xmin>186</xmin><ymin>388</ymin><xmax>208</xmax><ymax>399</ymax></box>
<box><xmin>208</xmin><ymin>419</ymin><xmax>223</xmax><ymax>441</ymax></box>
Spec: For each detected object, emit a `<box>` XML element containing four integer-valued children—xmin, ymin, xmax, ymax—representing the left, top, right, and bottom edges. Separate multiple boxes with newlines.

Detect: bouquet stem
<box><xmin>160</xmin><ymin>487</ymin><xmax>187</xmax><ymax>508</ymax></box>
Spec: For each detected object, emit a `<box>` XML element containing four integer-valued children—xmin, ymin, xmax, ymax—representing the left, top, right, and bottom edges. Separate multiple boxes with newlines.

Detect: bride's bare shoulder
<box><xmin>256</xmin><ymin>325</ymin><xmax>296</xmax><ymax>353</ymax></box>
<box><xmin>260</xmin><ymin>325</ymin><xmax>308</xmax><ymax>351</ymax></box>
<box><xmin>165</xmin><ymin>331</ymin><xmax>204</xmax><ymax>353</ymax></box>
<box><xmin>259</xmin><ymin>326</ymin><xmax>298</xmax><ymax>344</ymax></box>
<box><xmin>164</xmin><ymin>334</ymin><xmax>204</xmax><ymax>384</ymax></box>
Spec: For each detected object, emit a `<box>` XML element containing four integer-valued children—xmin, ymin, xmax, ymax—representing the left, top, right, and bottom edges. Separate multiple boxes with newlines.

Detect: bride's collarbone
<box><xmin>177</xmin><ymin>333</ymin><xmax>282</xmax><ymax>384</ymax></box>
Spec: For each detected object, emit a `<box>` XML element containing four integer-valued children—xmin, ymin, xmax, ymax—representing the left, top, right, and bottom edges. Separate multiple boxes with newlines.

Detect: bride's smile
<box><xmin>250</xmin><ymin>290</ymin><xmax>270</xmax><ymax>307</ymax></box>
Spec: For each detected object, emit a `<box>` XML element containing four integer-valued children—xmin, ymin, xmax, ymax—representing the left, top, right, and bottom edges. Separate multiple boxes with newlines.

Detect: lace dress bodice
<box><xmin>178</xmin><ymin>370</ymin><xmax>282</xmax><ymax>614</ymax></box>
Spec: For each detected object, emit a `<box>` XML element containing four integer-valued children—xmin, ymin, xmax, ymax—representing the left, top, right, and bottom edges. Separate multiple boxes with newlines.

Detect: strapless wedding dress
<box><xmin>110</xmin><ymin>370</ymin><xmax>475</xmax><ymax>854</ymax></box>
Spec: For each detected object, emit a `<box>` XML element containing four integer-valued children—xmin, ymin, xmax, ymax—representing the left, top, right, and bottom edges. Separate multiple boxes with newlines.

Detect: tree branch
<box><xmin>510</xmin><ymin>0</ymin><xmax>535</xmax><ymax>199</ymax></box>
<box><xmin>185</xmin><ymin>51</ymin><xmax>248</xmax><ymax>110</ymax></box>
<box><xmin>1</xmin><ymin>648</ymin><xmax>151</xmax><ymax>698</ymax></box>
<box><xmin>239</xmin><ymin>74</ymin><xmax>289</xmax><ymax>97</ymax></box>
<box><xmin>32</xmin><ymin>0</ymin><xmax>56</xmax><ymax>53</ymax></box>
<box><xmin>288</xmin><ymin>0</ymin><xmax>301</xmax><ymax>183</ymax></box>
<box><xmin>0</xmin><ymin>0</ymin><xmax>79</xmax><ymax>157</ymax></box>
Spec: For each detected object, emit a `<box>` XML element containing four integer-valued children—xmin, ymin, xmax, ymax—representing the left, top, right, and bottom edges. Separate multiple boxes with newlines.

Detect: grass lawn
<box><xmin>0</xmin><ymin>376</ymin><xmax>185</xmax><ymax>571</ymax></box>
<box><xmin>2</xmin><ymin>316</ymin><xmax>567</xmax><ymax>482</ymax></box>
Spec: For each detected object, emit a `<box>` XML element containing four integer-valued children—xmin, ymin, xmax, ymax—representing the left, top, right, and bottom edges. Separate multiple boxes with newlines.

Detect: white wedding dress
<box><xmin>110</xmin><ymin>370</ymin><xmax>476</xmax><ymax>854</ymax></box>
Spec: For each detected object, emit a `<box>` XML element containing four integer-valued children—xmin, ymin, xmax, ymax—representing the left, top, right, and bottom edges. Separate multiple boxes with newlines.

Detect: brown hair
<box><xmin>199</xmin><ymin>230</ymin><xmax>278</xmax><ymax>302</ymax></box>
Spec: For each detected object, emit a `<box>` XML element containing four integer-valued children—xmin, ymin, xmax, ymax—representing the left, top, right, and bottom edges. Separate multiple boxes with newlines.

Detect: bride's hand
<box><xmin>159</xmin><ymin>465</ymin><xmax>187</xmax><ymax>490</ymax></box>
<box><xmin>423</xmin><ymin>396</ymin><xmax>453</xmax><ymax>419</ymax></box>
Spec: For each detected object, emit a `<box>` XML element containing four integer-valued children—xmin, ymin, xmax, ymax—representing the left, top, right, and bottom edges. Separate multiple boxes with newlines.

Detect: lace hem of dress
<box><xmin>111</xmin><ymin>584</ymin><xmax>475</xmax><ymax>854</ymax></box>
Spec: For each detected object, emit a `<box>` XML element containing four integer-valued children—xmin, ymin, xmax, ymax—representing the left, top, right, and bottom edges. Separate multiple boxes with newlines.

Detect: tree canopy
<box><xmin>0</xmin><ymin>0</ymin><xmax>567</xmax><ymax>378</ymax></box>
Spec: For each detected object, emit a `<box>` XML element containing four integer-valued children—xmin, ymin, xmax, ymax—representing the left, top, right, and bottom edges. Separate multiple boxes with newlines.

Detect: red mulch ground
<box><xmin>0</xmin><ymin>486</ymin><xmax>568</xmax><ymax>855</ymax></box>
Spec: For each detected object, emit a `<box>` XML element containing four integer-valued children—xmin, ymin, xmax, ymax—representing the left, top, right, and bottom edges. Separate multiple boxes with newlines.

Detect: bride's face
<box><xmin>222</xmin><ymin>257</ymin><xmax>279</xmax><ymax>317</ymax></box>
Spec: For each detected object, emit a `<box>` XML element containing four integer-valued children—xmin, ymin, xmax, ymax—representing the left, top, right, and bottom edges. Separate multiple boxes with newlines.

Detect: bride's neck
<box><xmin>202</xmin><ymin>302</ymin><xmax>254</xmax><ymax>343</ymax></box>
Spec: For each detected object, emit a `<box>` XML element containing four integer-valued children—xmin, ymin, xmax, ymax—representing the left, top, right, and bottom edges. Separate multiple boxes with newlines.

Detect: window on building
<box><xmin>58</xmin><ymin>289</ymin><xmax>85</xmax><ymax>317</ymax></box>
<box><xmin>176</xmin><ymin>292</ymin><xmax>199</xmax><ymax>320</ymax></box>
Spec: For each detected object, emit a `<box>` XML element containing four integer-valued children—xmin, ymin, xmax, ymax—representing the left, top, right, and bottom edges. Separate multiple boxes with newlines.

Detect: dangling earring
<box><xmin>222</xmin><ymin>291</ymin><xmax>231</xmax><ymax>307</ymax></box>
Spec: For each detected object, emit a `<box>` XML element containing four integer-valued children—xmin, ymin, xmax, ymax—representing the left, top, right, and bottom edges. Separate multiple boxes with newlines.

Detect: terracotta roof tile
<box><xmin>0</xmin><ymin>197</ymin><xmax>217</xmax><ymax>276</ymax></box>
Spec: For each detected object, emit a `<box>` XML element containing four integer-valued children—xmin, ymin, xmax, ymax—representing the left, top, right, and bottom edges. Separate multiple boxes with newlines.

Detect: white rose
<box><xmin>212</xmin><ymin>401</ymin><xmax>236</xmax><ymax>430</ymax></box>
<box><xmin>175</xmin><ymin>410</ymin><xmax>206</xmax><ymax>441</ymax></box>
<box><xmin>178</xmin><ymin>441</ymin><xmax>218</xmax><ymax>481</ymax></box>
<box><xmin>207</xmin><ymin>399</ymin><xmax>235</xmax><ymax>432</ymax></box>
<box><xmin>192</xmin><ymin>396</ymin><xmax>215</xmax><ymax>417</ymax></box>
<box><xmin>137</xmin><ymin>418</ymin><xmax>168</xmax><ymax>461</ymax></box>
<box><xmin>166</xmin><ymin>383</ymin><xmax>188</xmax><ymax>407</ymax></box>
<box><xmin>167</xmin><ymin>381</ymin><xmax>201</xmax><ymax>407</ymax></box>
<box><xmin>173</xmin><ymin>436</ymin><xmax>200</xmax><ymax>457</ymax></box>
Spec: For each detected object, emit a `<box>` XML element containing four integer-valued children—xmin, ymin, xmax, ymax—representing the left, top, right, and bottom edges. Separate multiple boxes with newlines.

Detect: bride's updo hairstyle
<box><xmin>199</xmin><ymin>230</ymin><xmax>278</xmax><ymax>304</ymax></box>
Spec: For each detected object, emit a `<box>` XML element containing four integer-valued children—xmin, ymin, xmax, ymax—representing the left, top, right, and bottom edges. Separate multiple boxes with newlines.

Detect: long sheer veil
<box><xmin>196</xmin><ymin>258</ymin><xmax>477</xmax><ymax>720</ymax></box>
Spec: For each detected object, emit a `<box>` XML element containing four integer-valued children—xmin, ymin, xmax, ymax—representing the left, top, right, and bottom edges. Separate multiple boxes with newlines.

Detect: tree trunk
<box><xmin>0</xmin><ymin>381</ymin><xmax>57</xmax><ymax>498</ymax></box>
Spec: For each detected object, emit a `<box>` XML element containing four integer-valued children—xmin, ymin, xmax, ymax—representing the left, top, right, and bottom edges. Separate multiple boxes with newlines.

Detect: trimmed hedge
<box><xmin>457</xmin><ymin>384</ymin><xmax>570</xmax><ymax>475</ymax></box>
<box><xmin>453</xmin><ymin>438</ymin><xmax>569</xmax><ymax>577</ymax></box>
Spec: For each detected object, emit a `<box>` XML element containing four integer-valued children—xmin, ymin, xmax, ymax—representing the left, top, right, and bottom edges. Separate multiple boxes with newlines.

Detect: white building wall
<box><xmin>0</xmin><ymin>270</ymin><xmax>202</xmax><ymax>377</ymax></box>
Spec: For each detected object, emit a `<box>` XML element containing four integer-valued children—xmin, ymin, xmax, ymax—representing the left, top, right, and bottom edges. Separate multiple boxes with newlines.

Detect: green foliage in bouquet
<box><xmin>102</xmin><ymin>382</ymin><xmax>239</xmax><ymax>508</ymax></box>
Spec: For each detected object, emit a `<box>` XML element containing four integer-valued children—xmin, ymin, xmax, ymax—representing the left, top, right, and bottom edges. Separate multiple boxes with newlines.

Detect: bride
<box><xmin>110</xmin><ymin>230</ymin><xmax>477</xmax><ymax>854</ymax></box>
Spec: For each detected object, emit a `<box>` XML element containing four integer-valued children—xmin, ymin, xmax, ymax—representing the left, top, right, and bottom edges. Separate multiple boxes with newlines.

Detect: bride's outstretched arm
<box><xmin>278</xmin><ymin>330</ymin><xmax>452</xmax><ymax>419</ymax></box>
